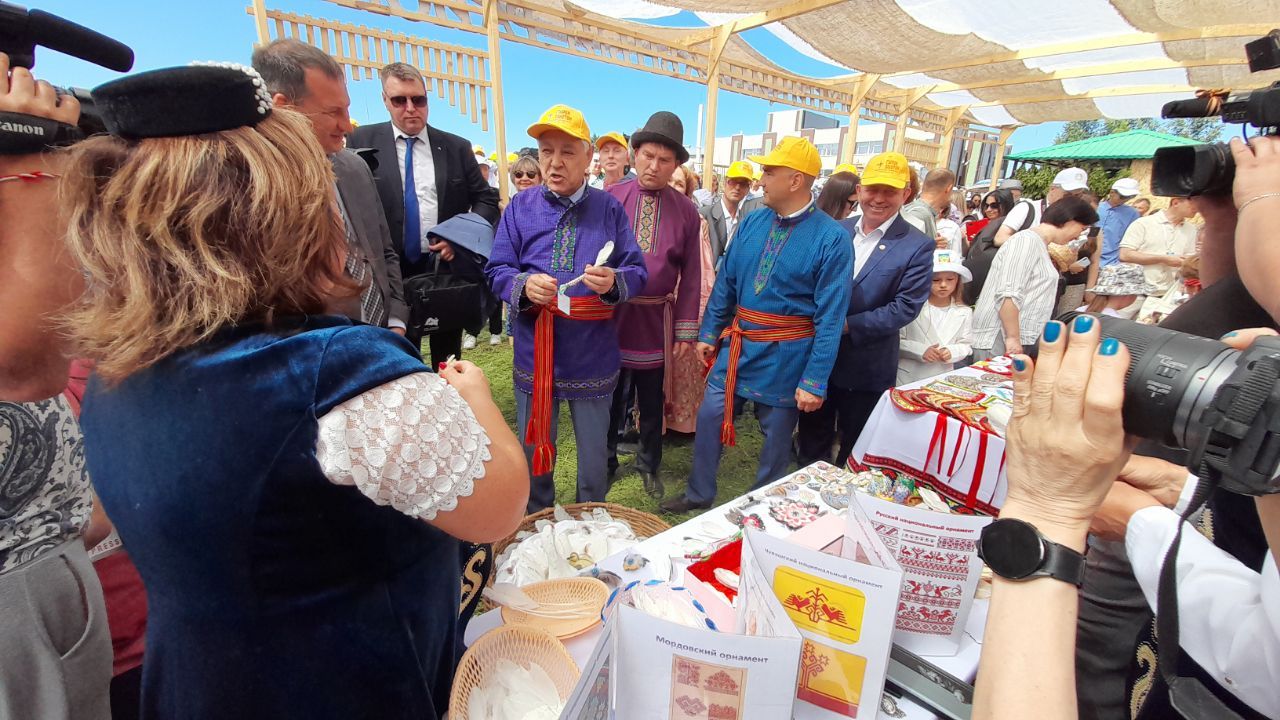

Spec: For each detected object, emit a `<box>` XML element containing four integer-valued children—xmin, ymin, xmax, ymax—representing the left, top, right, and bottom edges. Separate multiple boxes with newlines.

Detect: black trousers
<box><xmin>407</xmin><ymin>327</ymin><xmax>463</xmax><ymax>369</ymax></box>
<box><xmin>796</xmin><ymin>386</ymin><xmax>883</xmax><ymax>468</ymax></box>
<box><xmin>488</xmin><ymin>305</ymin><xmax>504</xmax><ymax>335</ymax></box>
<box><xmin>607</xmin><ymin>367</ymin><xmax>665</xmax><ymax>475</ymax></box>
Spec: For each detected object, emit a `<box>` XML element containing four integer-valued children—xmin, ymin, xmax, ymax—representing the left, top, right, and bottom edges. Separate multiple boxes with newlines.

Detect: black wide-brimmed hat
<box><xmin>630</xmin><ymin>111</ymin><xmax>689</xmax><ymax>164</ymax></box>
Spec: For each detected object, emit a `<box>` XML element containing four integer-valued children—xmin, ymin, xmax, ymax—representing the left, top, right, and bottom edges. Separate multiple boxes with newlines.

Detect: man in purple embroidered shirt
<box><xmin>485</xmin><ymin>104</ymin><xmax>647</xmax><ymax>512</ymax></box>
<box><xmin>605</xmin><ymin>111</ymin><xmax>702</xmax><ymax>500</ymax></box>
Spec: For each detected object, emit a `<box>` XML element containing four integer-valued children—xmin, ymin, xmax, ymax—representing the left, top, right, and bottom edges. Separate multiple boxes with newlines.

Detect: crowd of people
<box><xmin>2</xmin><ymin>33</ymin><xmax>1278</xmax><ymax>720</ymax></box>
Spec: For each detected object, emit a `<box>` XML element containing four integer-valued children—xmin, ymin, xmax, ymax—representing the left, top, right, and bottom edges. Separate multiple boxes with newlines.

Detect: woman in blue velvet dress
<box><xmin>58</xmin><ymin>64</ymin><xmax>529</xmax><ymax>719</ymax></box>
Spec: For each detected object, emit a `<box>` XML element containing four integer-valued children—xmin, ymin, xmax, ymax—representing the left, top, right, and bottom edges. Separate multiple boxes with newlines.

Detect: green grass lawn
<box><xmin>455</xmin><ymin>330</ymin><xmax>767</xmax><ymax>525</ymax></box>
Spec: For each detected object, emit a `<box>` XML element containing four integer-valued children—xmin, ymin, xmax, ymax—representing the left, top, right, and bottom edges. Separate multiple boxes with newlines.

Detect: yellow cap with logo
<box><xmin>747</xmin><ymin>136</ymin><xmax>821</xmax><ymax>178</ymax></box>
<box><xmin>594</xmin><ymin>131</ymin><xmax>629</xmax><ymax>151</ymax></box>
<box><xmin>833</xmin><ymin>163</ymin><xmax>859</xmax><ymax>176</ymax></box>
<box><xmin>861</xmin><ymin>152</ymin><xmax>910</xmax><ymax>189</ymax></box>
<box><xmin>528</xmin><ymin>104</ymin><xmax>592</xmax><ymax>144</ymax></box>
<box><xmin>726</xmin><ymin>160</ymin><xmax>755</xmax><ymax>180</ymax></box>
<box><xmin>473</xmin><ymin>145</ymin><xmax>485</xmax><ymax>155</ymax></box>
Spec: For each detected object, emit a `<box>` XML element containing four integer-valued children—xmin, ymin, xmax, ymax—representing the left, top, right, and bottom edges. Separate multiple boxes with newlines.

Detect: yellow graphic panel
<box><xmin>797</xmin><ymin>640</ymin><xmax>868</xmax><ymax>717</ymax></box>
<box><xmin>774</xmin><ymin>566</ymin><xmax>866</xmax><ymax>644</ymax></box>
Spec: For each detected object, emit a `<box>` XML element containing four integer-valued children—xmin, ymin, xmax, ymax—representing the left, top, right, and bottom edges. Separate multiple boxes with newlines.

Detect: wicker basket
<box><xmin>449</xmin><ymin>624</ymin><xmax>580</xmax><ymax>720</ymax></box>
<box><xmin>499</xmin><ymin>577</ymin><xmax>609</xmax><ymax>639</ymax></box>
<box><xmin>492</xmin><ymin>502</ymin><xmax>672</xmax><ymax>562</ymax></box>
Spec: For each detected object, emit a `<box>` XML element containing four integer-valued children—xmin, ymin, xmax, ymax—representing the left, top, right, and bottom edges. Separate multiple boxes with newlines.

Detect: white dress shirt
<box><xmin>852</xmin><ymin>213</ymin><xmax>898</xmax><ymax>278</ymax></box>
<box><xmin>720</xmin><ymin>198</ymin><xmax>742</xmax><ymax>252</ymax></box>
<box><xmin>1125</xmin><ymin>477</ymin><xmax>1280</xmax><ymax>717</ymax></box>
<box><xmin>392</xmin><ymin>125</ymin><xmax>439</xmax><ymax>238</ymax></box>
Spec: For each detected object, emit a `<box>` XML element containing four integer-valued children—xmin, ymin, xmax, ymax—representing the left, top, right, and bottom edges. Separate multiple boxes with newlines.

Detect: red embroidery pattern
<box><xmin>675</xmin><ymin>658</ymin><xmax>701</xmax><ymax>687</ymax></box>
<box><xmin>704</xmin><ymin>671</ymin><xmax>740</xmax><ymax>695</ymax></box>
<box><xmin>675</xmin><ymin>695</ymin><xmax>707</xmax><ymax>716</ymax></box>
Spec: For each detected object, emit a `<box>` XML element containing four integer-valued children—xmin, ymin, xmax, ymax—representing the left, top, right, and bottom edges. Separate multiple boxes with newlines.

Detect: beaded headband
<box><xmin>93</xmin><ymin>61</ymin><xmax>273</xmax><ymax>140</ymax></box>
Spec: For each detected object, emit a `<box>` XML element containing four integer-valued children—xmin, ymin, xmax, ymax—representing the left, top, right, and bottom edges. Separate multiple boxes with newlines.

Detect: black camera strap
<box><xmin>1157</xmin><ymin>350</ymin><xmax>1280</xmax><ymax>718</ymax></box>
<box><xmin>0</xmin><ymin>110</ymin><xmax>83</xmax><ymax>156</ymax></box>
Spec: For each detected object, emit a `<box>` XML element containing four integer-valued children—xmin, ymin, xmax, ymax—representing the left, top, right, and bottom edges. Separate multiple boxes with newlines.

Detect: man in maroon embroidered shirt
<box><xmin>605</xmin><ymin>111</ymin><xmax>702</xmax><ymax>499</ymax></box>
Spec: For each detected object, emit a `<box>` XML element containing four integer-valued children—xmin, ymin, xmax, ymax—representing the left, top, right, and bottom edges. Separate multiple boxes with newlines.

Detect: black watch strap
<box><xmin>1033</xmin><ymin>537</ymin><xmax>1086</xmax><ymax>586</ymax></box>
<box><xmin>978</xmin><ymin>517</ymin><xmax>1087</xmax><ymax>587</ymax></box>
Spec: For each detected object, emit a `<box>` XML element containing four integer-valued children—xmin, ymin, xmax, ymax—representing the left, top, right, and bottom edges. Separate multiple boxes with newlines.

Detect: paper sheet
<box><xmin>853</xmin><ymin>492</ymin><xmax>992</xmax><ymax>656</ymax></box>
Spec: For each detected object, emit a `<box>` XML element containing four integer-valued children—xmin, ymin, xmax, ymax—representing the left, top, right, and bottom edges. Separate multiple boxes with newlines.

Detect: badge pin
<box><xmin>879</xmin><ymin>244</ymin><xmax>886</xmax><ymax>250</ymax></box>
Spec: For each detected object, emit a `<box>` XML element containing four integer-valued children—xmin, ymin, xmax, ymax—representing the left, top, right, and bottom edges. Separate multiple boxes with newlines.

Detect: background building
<box><xmin>699</xmin><ymin>110</ymin><xmax>1003</xmax><ymax>185</ymax></box>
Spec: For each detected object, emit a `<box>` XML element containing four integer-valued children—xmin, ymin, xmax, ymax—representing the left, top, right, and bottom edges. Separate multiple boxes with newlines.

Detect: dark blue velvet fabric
<box><xmin>81</xmin><ymin>316</ymin><xmax>461</xmax><ymax>720</ymax></box>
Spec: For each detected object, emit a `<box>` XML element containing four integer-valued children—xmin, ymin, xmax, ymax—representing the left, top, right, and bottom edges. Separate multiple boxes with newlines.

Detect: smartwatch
<box><xmin>976</xmin><ymin>518</ymin><xmax>1086</xmax><ymax>586</ymax></box>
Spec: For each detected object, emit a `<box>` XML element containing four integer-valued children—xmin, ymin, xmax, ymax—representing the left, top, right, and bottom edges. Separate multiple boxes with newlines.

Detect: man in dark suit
<box><xmin>347</xmin><ymin>62</ymin><xmax>500</xmax><ymax>367</ymax></box>
<box><xmin>252</xmin><ymin>39</ymin><xmax>408</xmax><ymax>331</ymax></box>
<box><xmin>700</xmin><ymin>160</ymin><xmax>762</xmax><ymax>269</ymax></box>
<box><xmin>798</xmin><ymin>151</ymin><xmax>935</xmax><ymax>467</ymax></box>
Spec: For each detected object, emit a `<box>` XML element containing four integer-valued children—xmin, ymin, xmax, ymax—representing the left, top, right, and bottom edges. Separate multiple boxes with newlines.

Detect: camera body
<box><xmin>1061</xmin><ymin>313</ymin><xmax>1280</xmax><ymax>496</ymax></box>
<box><xmin>1151</xmin><ymin>30</ymin><xmax>1280</xmax><ymax>197</ymax></box>
<box><xmin>0</xmin><ymin>1</ymin><xmax>131</xmax><ymax>154</ymax></box>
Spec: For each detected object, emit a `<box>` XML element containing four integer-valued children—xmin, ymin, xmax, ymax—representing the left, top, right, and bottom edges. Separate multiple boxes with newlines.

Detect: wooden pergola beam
<box><xmin>990</xmin><ymin>126</ymin><xmax>1015</xmax><ymax>191</ymax></box>
<box><xmin>922</xmin><ymin>56</ymin><xmax>1248</xmax><ymax>94</ymax></box>
<box><xmin>937</xmin><ymin>105</ymin><xmax>968</xmax><ymax>169</ymax></box>
<box><xmin>483</xmin><ymin>0</ymin><xmax>509</xmax><ymax>204</ymax></box>
<box><xmin>880</xmin><ymin>23</ymin><xmax>1276</xmax><ymax>78</ymax></box>
<box><xmin>701</xmin><ymin>24</ymin><xmax>734</xmax><ymax>191</ymax></box>
<box><xmin>968</xmin><ymin>80</ymin><xmax>1276</xmax><ymax>108</ymax></box>
<box><xmin>892</xmin><ymin>86</ymin><xmax>932</xmax><ymax>153</ymax></box>
<box><xmin>678</xmin><ymin>0</ymin><xmax>847</xmax><ymax>47</ymax></box>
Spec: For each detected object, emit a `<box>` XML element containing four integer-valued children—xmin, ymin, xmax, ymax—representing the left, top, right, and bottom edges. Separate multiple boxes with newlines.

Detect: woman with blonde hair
<box><xmin>508</xmin><ymin>153</ymin><xmax>541</xmax><ymax>194</ymax></box>
<box><xmin>65</xmin><ymin>64</ymin><xmax>528</xmax><ymax>720</ymax></box>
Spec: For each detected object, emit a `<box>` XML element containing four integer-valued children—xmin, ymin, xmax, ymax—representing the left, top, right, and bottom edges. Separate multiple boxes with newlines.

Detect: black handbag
<box><xmin>404</xmin><ymin>249</ymin><xmax>493</xmax><ymax>337</ymax></box>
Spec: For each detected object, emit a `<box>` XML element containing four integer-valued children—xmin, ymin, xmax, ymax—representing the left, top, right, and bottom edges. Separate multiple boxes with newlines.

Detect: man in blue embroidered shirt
<box><xmin>1097</xmin><ymin>177</ymin><xmax>1142</xmax><ymax>267</ymax></box>
<box><xmin>660</xmin><ymin>137</ymin><xmax>852</xmax><ymax>513</ymax></box>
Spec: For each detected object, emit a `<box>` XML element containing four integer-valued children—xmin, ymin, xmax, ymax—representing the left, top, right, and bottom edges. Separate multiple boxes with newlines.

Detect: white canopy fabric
<box><xmin>566</xmin><ymin>0</ymin><xmax>1280</xmax><ymax>125</ymax></box>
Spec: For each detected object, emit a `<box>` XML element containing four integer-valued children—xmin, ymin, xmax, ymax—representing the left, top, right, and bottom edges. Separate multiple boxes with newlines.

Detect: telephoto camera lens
<box><xmin>1151</xmin><ymin>143</ymin><xmax>1235</xmax><ymax>197</ymax></box>
<box><xmin>1057</xmin><ymin>312</ymin><xmax>1240</xmax><ymax>453</ymax></box>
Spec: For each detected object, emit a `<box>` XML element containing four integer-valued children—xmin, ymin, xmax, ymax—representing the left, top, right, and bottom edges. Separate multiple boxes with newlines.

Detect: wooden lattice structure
<box><xmin>248</xmin><ymin>3</ymin><xmax>492</xmax><ymax>130</ymax></box>
<box><xmin>249</xmin><ymin>0</ymin><xmax>1275</xmax><ymax>198</ymax></box>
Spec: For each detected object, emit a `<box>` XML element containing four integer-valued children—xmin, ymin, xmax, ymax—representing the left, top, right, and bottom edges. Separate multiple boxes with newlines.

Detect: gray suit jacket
<box><xmin>699</xmin><ymin>195</ymin><xmax>763</xmax><ymax>264</ymax></box>
<box><xmin>332</xmin><ymin>150</ymin><xmax>408</xmax><ymax>327</ymax></box>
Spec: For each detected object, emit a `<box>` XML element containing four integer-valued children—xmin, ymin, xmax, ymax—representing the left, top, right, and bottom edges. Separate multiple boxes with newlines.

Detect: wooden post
<box><xmin>838</xmin><ymin>73</ymin><xmax>879</xmax><ymax>164</ymax></box>
<box><xmin>484</xmin><ymin>0</ymin><xmax>509</xmax><ymax>204</ymax></box>
<box><xmin>989</xmin><ymin>126</ymin><xmax>1015</xmax><ymax>191</ymax></box>
<box><xmin>937</xmin><ymin>105</ymin><xmax>968</xmax><ymax>171</ymax></box>
<box><xmin>251</xmin><ymin>0</ymin><xmax>271</xmax><ymax>45</ymax></box>
<box><xmin>701</xmin><ymin>25</ymin><xmax>733</xmax><ymax>191</ymax></box>
<box><xmin>891</xmin><ymin>86</ymin><xmax>932</xmax><ymax>155</ymax></box>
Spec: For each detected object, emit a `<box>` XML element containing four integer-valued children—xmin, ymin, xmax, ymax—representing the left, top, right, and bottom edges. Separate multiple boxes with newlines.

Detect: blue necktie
<box><xmin>402</xmin><ymin>136</ymin><xmax>421</xmax><ymax>263</ymax></box>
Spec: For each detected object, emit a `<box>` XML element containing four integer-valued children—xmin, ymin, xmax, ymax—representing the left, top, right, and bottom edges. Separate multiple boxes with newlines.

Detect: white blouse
<box><xmin>316</xmin><ymin>372</ymin><xmax>490</xmax><ymax>521</ymax></box>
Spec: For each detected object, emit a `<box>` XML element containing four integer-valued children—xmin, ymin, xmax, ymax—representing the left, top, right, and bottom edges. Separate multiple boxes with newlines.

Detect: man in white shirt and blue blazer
<box><xmin>798</xmin><ymin>152</ymin><xmax>934</xmax><ymax>468</ymax></box>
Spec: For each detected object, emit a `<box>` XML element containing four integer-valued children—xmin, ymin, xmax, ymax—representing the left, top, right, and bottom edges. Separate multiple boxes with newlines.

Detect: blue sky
<box><xmin>23</xmin><ymin>0</ymin><xmax>1063</xmax><ymax>154</ymax></box>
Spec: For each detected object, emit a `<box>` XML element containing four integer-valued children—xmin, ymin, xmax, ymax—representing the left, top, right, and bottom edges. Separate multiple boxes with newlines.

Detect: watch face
<box><xmin>979</xmin><ymin>519</ymin><xmax>1046</xmax><ymax>579</ymax></box>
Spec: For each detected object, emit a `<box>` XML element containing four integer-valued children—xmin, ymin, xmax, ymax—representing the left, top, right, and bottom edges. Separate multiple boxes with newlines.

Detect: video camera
<box><xmin>1151</xmin><ymin>30</ymin><xmax>1280</xmax><ymax>196</ymax></box>
<box><xmin>0</xmin><ymin>1</ymin><xmax>133</xmax><ymax>154</ymax></box>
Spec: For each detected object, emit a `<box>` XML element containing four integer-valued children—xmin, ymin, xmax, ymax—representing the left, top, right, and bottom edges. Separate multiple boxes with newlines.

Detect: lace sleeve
<box><xmin>316</xmin><ymin>372</ymin><xmax>491</xmax><ymax>521</ymax></box>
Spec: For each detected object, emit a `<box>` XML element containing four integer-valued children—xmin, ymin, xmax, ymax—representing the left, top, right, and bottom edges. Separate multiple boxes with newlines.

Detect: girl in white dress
<box><xmin>898</xmin><ymin>250</ymin><xmax>975</xmax><ymax>385</ymax></box>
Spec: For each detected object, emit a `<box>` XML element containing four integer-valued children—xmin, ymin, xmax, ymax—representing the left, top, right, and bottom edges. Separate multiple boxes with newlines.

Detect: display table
<box><xmin>465</xmin><ymin>465</ymin><xmax>987</xmax><ymax>720</ymax></box>
<box><xmin>851</xmin><ymin>362</ymin><xmax>1012</xmax><ymax>515</ymax></box>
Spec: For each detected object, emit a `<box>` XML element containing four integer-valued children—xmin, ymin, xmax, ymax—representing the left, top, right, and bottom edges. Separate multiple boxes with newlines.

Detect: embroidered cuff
<box><xmin>675</xmin><ymin>320</ymin><xmax>700</xmax><ymax>342</ymax></box>
<box><xmin>602</xmin><ymin>276</ymin><xmax>627</xmax><ymax>305</ymax></box>
<box><xmin>511</xmin><ymin>272</ymin><xmax>534</xmax><ymax>312</ymax></box>
<box><xmin>799</xmin><ymin>377</ymin><xmax>827</xmax><ymax>398</ymax></box>
<box><xmin>699</xmin><ymin>329</ymin><xmax>721</xmax><ymax>345</ymax></box>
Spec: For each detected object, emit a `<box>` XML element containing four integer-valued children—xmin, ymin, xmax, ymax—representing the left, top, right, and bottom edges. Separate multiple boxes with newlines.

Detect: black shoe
<box><xmin>641</xmin><ymin>471</ymin><xmax>664</xmax><ymax>500</ymax></box>
<box><xmin>616</xmin><ymin>441</ymin><xmax>639</xmax><ymax>455</ymax></box>
<box><xmin>659</xmin><ymin>495</ymin><xmax>711</xmax><ymax>514</ymax></box>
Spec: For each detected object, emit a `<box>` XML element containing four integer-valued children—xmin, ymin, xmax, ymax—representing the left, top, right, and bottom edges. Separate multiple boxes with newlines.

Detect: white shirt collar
<box><xmin>550</xmin><ymin>181</ymin><xmax>588</xmax><ymax>205</ymax></box>
<box><xmin>393</xmin><ymin>125</ymin><xmax>426</xmax><ymax>142</ymax></box>
<box><xmin>721</xmin><ymin>198</ymin><xmax>738</xmax><ymax>219</ymax></box>
<box><xmin>781</xmin><ymin>199</ymin><xmax>814</xmax><ymax>220</ymax></box>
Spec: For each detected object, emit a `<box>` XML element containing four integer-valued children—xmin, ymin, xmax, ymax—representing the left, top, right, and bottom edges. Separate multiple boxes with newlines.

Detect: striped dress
<box><xmin>971</xmin><ymin>228</ymin><xmax>1060</xmax><ymax>349</ymax></box>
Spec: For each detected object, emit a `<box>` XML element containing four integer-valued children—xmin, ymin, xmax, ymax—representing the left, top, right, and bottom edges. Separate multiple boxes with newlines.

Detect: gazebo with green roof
<box><xmin>1006</xmin><ymin>129</ymin><xmax>1204</xmax><ymax>199</ymax></box>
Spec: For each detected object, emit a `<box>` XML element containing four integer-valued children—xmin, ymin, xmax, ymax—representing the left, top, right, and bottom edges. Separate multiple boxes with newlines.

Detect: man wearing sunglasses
<box><xmin>348</xmin><ymin>62</ymin><xmax>500</xmax><ymax>368</ymax></box>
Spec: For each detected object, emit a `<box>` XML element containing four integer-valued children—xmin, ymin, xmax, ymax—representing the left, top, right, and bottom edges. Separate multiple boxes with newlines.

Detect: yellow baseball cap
<box><xmin>488</xmin><ymin>151</ymin><xmax>498</xmax><ymax>161</ymax></box>
<box><xmin>726</xmin><ymin>160</ymin><xmax>755</xmax><ymax>180</ymax></box>
<box><xmin>748</xmin><ymin>136</ymin><xmax>821</xmax><ymax>178</ymax></box>
<box><xmin>834</xmin><ymin>163</ymin><xmax>859</xmax><ymax>176</ymax></box>
<box><xmin>507</xmin><ymin>152</ymin><xmax>519</xmax><ymax>164</ymax></box>
<box><xmin>861</xmin><ymin>152</ymin><xmax>910</xmax><ymax>189</ymax></box>
<box><xmin>473</xmin><ymin>145</ymin><xmax>485</xmax><ymax>155</ymax></box>
<box><xmin>528</xmin><ymin>104</ymin><xmax>592</xmax><ymax>144</ymax></box>
<box><xmin>595</xmin><ymin>131</ymin><xmax>629</xmax><ymax>151</ymax></box>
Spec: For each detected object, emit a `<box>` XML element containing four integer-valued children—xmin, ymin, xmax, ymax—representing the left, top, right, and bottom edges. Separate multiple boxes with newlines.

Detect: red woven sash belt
<box><xmin>527</xmin><ymin>295</ymin><xmax>615</xmax><ymax>475</ymax></box>
<box><xmin>627</xmin><ymin>294</ymin><xmax>676</xmax><ymax>414</ymax></box>
<box><xmin>713</xmin><ymin>307</ymin><xmax>814</xmax><ymax>446</ymax></box>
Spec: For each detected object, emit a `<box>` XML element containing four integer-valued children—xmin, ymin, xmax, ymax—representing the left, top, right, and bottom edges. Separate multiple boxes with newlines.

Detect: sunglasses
<box><xmin>513</xmin><ymin>171</ymin><xmax>539</xmax><ymax>180</ymax></box>
<box><xmin>983</xmin><ymin>202</ymin><xmax>1000</xmax><ymax>209</ymax></box>
<box><xmin>388</xmin><ymin>95</ymin><xmax>427</xmax><ymax>108</ymax></box>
